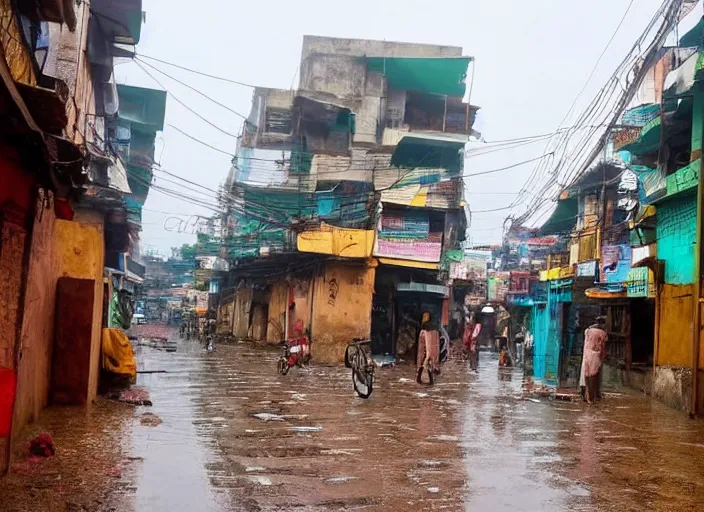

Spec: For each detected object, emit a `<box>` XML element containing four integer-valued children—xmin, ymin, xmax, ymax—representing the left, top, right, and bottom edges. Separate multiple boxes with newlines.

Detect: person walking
<box><xmin>463</xmin><ymin>315</ymin><xmax>481</xmax><ymax>372</ymax></box>
<box><xmin>580</xmin><ymin>316</ymin><xmax>608</xmax><ymax>404</ymax></box>
<box><xmin>417</xmin><ymin>312</ymin><xmax>440</xmax><ymax>384</ymax></box>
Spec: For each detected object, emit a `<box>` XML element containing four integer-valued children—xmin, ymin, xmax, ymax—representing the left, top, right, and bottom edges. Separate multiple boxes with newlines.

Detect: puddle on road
<box><xmin>288</xmin><ymin>426</ymin><xmax>322</xmax><ymax>432</ymax></box>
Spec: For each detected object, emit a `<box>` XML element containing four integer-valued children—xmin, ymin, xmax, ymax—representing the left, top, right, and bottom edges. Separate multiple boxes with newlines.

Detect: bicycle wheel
<box><xmin>277</xmin><ymin>358</ymin><xmax>289</xmax><ymax>375</ymax></box>
<box><xmin>352</xmin><ymin>367</ymin><xmax>373</xmax><ymax>398</ymax></box>
<box><xmin>351</xmin><ymin>348</ymin><xmax>373</xmax><ymax>398</ymax></box>
<box><xmin>344</xmin><ymin>345</ymin><xmax>353</xmax><ymax>368</ymax></box>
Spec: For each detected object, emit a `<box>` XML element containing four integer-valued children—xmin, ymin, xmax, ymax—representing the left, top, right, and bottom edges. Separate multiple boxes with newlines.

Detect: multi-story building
<box><xmin>221</xmin><ymin>36</ymin><xmax>476</xmax><ymax>362</ymax></box>
<box><xmin>0</xmin><ymin>0</ymin><xmax>164</xmax><ymax>472</ymax></box>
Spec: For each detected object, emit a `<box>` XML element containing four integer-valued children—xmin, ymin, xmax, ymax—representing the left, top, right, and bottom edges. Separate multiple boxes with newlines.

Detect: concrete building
<box><xmin>221</xmin><ymin>36</ymin><xmax>476</xmax><ymax>362</ymax></box>
<box><xmin>0</xmin><ymin>0</ymin><xmax>164</xmax><ymax>473</ymax></box>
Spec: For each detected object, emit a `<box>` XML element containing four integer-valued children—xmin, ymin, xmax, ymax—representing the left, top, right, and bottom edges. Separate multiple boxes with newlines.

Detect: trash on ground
<box><xmin>108</xmin><ymin>387</ymin><xmax>153</xmax><ymax>406</ymax></box>
<box><xmin>252</xmin><ymin>412</ymin><xmax>285</xmax><ymax>422</ymax></box>
<box><xmin>28</xmin><ymin>433</ymin><xmax>55</xmax><ymax>457</ymax></box>
<box><xmin>140</xmin><ymin>413</ymin><xmax>163</xmax><ymax>427</ymax></box>
<box><xmin>372</xmin><ymin>354</ymin><xmax>396</xmax><ymax>368</ymax></box>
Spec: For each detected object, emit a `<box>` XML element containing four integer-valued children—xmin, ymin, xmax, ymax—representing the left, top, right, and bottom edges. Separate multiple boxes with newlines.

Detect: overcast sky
<box><xmin>116</xmin><ymin>0</ymin><xmax>700</xmax><ymax>255</ymax></box>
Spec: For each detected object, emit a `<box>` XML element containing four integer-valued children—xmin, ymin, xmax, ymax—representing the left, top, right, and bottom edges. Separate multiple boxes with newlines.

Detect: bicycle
<box><xmin>344</xmin><ymin>338</ymin><xmax>374</xmax><ymax>399</ymax></box>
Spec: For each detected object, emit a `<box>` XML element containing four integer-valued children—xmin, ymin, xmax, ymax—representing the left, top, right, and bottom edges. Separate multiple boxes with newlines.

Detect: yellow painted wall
<box><xmin>311</xmin><ymin>262</ymin><xmax>375</xmax><ymax>363</ymax></box>
<box><xmin>0</xmin><ymin>0</ymin><xmax>37</xmax><ymax>84</ymax></box>
<box><xmin>266</xmin><ymin>281</ymin><xmax>288</xmax><ymax>344</ymax></box>
<box><xmin>55</xmin><ymin>211</ymin><xmax>104</xmax><ymax>404</ymax></box>
<box><xmin>657</xmin><ymin>284</ymin><xmax>693</xmax><ymax>367</ymax></box>
<box><xmin>297</xmin><ymin>224</ymin><xmax>375</xmax><ymax>258</ymax></box>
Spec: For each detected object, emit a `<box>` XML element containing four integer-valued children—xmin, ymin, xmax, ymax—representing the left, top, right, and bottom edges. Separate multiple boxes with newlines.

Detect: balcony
<box><xmin>90</xmin><ymin>0</ymin><xmax>143</xmax><ymax>45</ymax></box>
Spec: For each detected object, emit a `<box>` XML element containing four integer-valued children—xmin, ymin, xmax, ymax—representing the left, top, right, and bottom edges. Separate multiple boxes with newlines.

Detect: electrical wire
<box><xmin>135</xmin><ymin>57</ymin><xmax>250</xmax><ymax>121</ymax></box>
<box><xmin>134</xmin><ymin>60</ymin><xmax>242</xmax><ymax>139</ymax></box>
<box><xmin>135</xmin><ymin>53</ymin><xmax>259</xmax><ymax>88</ymax></box>
<box><xmin>507</xmin><ymin>0</ymin><xmax>684</xmax><ymax>230</ymax></box>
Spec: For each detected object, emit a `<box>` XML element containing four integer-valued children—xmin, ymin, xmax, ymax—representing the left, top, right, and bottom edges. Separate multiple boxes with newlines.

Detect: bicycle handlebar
<box><xmin>348</xmin><ymin>338</ymin><xmax>371</xmax><ymax>346</ymax></box>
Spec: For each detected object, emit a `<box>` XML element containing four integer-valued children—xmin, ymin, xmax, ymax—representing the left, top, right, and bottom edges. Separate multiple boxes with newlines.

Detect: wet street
<box><xmin>3</xmin><ymin>335</ymin><xmax>704</xmax><ymax>511</ymax></box>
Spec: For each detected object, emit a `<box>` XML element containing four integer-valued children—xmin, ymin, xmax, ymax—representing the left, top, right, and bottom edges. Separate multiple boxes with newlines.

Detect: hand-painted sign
<box><xmin>626</xmin><ymin>267</ymin><xmax>655</xmax><ymax>298</ymax></box>
<box><xmin>577</xmin><ymin>260</ymin><xmax>597</xmax><ymax>277</ymax></box>
<box><xmin>600</xmin><ymin>244</ymin><xmax>631</xmax><ymax>289</ymax></box>
<box><xmin>375</xmin><ymin>239</ymin><xmax>442</xmax><ymax>262</ymax></box>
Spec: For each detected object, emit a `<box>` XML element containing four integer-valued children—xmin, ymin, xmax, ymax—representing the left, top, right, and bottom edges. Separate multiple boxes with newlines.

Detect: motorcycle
<box><xmin>276</xmin><ymin>338</ymin><xmax>310</xmax><ymax>375</ymax></box>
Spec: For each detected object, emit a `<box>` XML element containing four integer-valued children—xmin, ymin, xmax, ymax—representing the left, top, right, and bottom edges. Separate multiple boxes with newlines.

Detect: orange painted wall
<box><xmin>55</xmin><ymin>210</ymin><xmax>105</xmax><ymax>404</ymax></box>
<box><xmin>13</xmin><ymin>192</ymin><xmax>58</xmax><ymax>434</ymax></box>
<box><xmin>657</xmin><ymin>284</ymin><xmax>694</xmax><ymax>367</ymax></box>
<box><xmin>311</xmin><ymin>262</ymin><xmax>375</xmax><ymax>363</ymax></box>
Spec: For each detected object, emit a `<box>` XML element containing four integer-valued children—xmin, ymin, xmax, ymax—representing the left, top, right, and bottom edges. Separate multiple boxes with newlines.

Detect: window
<box><xmin>265</xmin><ymin>108</ymin><xmax>292</xmax><ymax>134</ymax></box>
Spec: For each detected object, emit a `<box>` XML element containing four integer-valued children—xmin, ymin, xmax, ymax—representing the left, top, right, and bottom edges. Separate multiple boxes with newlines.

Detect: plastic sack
<box><xmin>101</xmin><ymin>328</ymin><xmax>137</xmax><ymax>378</ymax></box>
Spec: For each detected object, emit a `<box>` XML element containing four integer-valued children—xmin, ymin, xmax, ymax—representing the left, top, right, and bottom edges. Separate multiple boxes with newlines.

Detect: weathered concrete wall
<box><xmin>266</xmin><ymin>281</ymin><xmax>288</xmax><ymax>344</ymax></box>
<box><xmin>311</xmin><ymin>262</ymin><xmax>375</xmax><ymax>363</ymax></box>
<box><xmin>601</xmin><ymin>363</ymin><xmax>652</xmax><ymax>395</ymax></box>
<box><xmin>233</xmin><ymin>287</ymin><xmax>253</xmax><ymax>339</ymax></box>
<box><xmin>653</xmin><ymin>366</ymin><xmax>692</xmax><ymax>413</ymax></box>
<box><xmin>301</xmin><ymin>36</ymin><xmax>462</xmax><ymax>62</ymax></box>
<box><xmin>49</xmin><ymin>2</ymin><xmax>95</xmax><ymax>145</ymax></box>
<box><xmin>55</xmin><ymin>210</ymin><xmax>105</xmax><ymax>404</ymax></box>
<box><xmin>300</xmin><ymin>54</ymin><xmax>366</xmax><ymax>98</ymax></box>
<box><xmin>217</xmin><ymin>295</ymin><xmax>234</xmax><ymax>334</ymax></box>
<box><xmin>250</xmin><ymin>304</ymin><xmax>267</xmax><ymax>341</ymax></box>
<box><xmin>355</xmin><ymin>96</ymin><xmax>382</xmax><ymax>145</ymax></box>
<box><xmin>656</xmin><ymin>284</ymin><xmax>693</xmax><ymax>367</ymax></box>
<box><xmin>13</xmin><ymin>192</ymin><xmax>58</xmax><ymax>434</ymax></box>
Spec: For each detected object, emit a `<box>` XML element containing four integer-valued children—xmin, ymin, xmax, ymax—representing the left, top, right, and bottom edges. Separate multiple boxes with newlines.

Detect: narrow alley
<box><xmin>3</xmin><ymin>335</ymin><xmax>704</xmax><ymax>511</ymax></box>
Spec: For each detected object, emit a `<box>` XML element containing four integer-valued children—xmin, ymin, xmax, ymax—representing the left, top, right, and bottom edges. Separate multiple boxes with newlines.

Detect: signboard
<box><xmin>626</xmin><ymin>267</ymin><xmax>655</xmax><ymax>298</ymax></box>
<box><xmin>577</xmin><ymin>260</ymin><xmax>597</xmax><ymax>277</ymax></box>
<box><xmin>600</xmin><ymin>244</ymin><xmax>631</xmax><ymax>289</ymax></box>
<box><xmin>196</xmin><ymin>256</ymin><xmax>229</xmax><ymax>271</ymax></box>
<box><xmin>632</xmin><ymin>244</ymin><xmax>656</xmax><ymax>266</ymax></box>
<box><xmin>449</xmin><ymin>254</ymin><xmax>489</xmax><ymax>281</ymax></box>
<box><xmin>375</xmin><ymin>211</ymin><xmax>441</xmax><ymax>262</ymax></box>
<box><xmin>195</xmin><ymin>291</ymin><xmax>208</xmax><ymax>308</ymax></box>
<box><xmin>487</xmin><ymin>272</ymin><xmax>510</xmax><ymax>302</ymax></box>
<box><xmin>374</xmin><ymin>239</ymin><xmax>442</xmax><ymax>262</ymax></box>
<box><xmin>465</xmin><ymin>294</ymin><xmax>485</xmax><ymax>307</ymax></box>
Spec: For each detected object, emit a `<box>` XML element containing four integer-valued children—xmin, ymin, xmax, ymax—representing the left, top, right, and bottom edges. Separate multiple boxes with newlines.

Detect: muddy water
<box><xmin>4</xmin><ymin>334</ymin><xmax>704</xmax><ymax>511</ymax></box>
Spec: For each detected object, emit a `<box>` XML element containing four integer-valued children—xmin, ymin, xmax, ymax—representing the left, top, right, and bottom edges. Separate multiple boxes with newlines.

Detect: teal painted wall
<box><xmin>532</xmin><ymin>304</ymin><xmax>549</xmax><ymax>380</ymax></box>
<box><xmin>657</xmin><ymin>194</ymin><xmax>696</xmax><ymax>284</ymax></box>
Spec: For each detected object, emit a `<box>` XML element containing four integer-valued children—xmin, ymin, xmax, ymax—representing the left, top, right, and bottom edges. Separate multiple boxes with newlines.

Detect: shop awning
<box><xmin>584</xmin><ymin>287</ymin><xmax>627</xmax><ymax>300</ymax></box>
<box><xmin>366</xmin><ymin>57</ymin><xmax>471</xmax><ymax>97</ymax></box>
<box><xmin>397</xmin><ymin>282</ymin><xmax>449</xmax><ymax>296</ymax></box>
<box><xmin>664</xmin><ymin>50</ymin><xmax>700</xmax><ymax>97</ymax></box>
<box><xmin>537</xmin><ymin>197</ymin><xmax>578</xmax><ymax>236</ymax></box>
<box><xmin>377</xmin><ymin>257</ymin><xmax>439</xmax><ymax>270</ymax></box>
<box><xmin>390</xmin><ymin>134</ymin><xmax>465</xmax><ymax>171</ymax></box>
<box><xmin>620</xmin><ymin>116</ymin><xmax>661</xmax><ymax>155</ymax></box>
<box><xmin>680</xmin><ymin>16</ymin><xmax>704</xmax><ymax>47</ymax></box>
